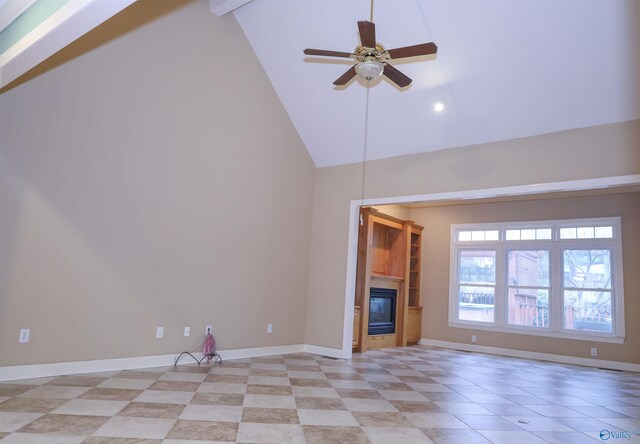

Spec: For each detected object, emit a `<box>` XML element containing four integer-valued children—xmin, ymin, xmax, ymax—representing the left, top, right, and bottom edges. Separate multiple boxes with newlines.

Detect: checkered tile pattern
<box><xmin>0</xmin><ymin>346</ymin><xmax>639</xmax><ymax>443</ymax></box>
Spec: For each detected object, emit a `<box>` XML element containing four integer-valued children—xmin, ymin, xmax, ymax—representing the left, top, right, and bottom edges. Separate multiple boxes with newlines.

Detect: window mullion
<box><xmin>550</xmin><ymin>246</ymin><xmax>563</xmax><ymax>333</ymax></box>
<box><xmin>496</xmin><ymin>244</ymin><xmax>505</xmax><ymax>327</ymax></box>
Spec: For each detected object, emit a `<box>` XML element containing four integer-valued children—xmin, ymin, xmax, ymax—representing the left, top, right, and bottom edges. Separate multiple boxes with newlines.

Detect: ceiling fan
<box><xmin>304</xmin><ymin>20</ymin><xmax>437</xmax><ymax>88</ymax></box>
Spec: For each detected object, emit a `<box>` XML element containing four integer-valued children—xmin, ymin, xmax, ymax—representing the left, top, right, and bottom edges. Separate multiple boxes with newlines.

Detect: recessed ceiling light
<box><xmin>434</xmin><ymin>101</ymin><xmax>445</xmax><ymax>113</ymax></box>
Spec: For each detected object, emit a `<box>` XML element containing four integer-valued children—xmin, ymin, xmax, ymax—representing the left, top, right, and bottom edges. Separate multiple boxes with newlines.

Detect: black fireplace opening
<box><xmin>368</xmin><ymin>287</ymin><xmax>397</xmax><ymax>335</ymax></box>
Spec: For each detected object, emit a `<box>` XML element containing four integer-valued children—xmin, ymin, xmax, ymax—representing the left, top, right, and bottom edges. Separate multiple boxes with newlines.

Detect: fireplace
<box><xmin>368</xmin><ymin>287</ymin><xmax>397</xmax><ymax>335</ymax></box>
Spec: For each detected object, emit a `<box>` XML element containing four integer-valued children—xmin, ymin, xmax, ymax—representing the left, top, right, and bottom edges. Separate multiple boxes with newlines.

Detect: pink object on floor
<box><xmin>202</xmin><ymin>334</ymin><xmax>216</xmax><ymax>357</ymax></box>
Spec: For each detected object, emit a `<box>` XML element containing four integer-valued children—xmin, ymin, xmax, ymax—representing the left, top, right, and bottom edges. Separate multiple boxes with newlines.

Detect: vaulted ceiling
<box><xmin>234</xmin><ymin>0</ymin><xmax>640</xmax><ymax>167</ymax></box>
<box><xmin>2</xmin><ymin>0</ymin><xmax>639</xmax><ymax>169</ymax></box>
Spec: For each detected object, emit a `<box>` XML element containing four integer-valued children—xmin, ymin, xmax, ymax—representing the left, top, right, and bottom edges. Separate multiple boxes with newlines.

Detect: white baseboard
<box><xmin>5</xmin><ymin>339</ymin><xmax>635</xmax><ymax>382</ymax></box>
<box><xmin>419</xmin><ymin>338</ymin><xmax>640</xmax><ymax>373</ymax></box>
<box><xmin>0</xmin><ymin>353</ymin><xmax>180</xmax><ymax>382</ymax></box>
<box><xmin>303</xmin><ymin>344</ymin><xmax>344</xmax><ymax>359</ymax></box>
<box><xmin>218</xmin><ymin>344</ymin><xmax>305</xmax><ymax>361</ymax></box>
<box><xmin>0</xmin><ymin>343</ymin><xmax>343</xmax><ymax>382</ymax></box>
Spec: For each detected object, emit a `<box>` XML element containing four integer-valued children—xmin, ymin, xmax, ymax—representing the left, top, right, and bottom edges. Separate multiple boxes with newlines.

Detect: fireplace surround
<box><xmin>368</xmin><ymin>287</ymin><xmax>397</xmax><ymax>335</ymax></box>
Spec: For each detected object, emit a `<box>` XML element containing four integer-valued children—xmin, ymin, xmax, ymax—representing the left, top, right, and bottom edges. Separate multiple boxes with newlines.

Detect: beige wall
<box><xmin>2</xmin><ymin>0</ymin><xmax>640</xmax><ymax>370</ymax></box>
<box><xmin>305</xmin><ymin>119</ymin><xmax>640</xmax><ymax>355</ymax></box>
<box><xmin>409</xmin><ymin>193</ymin><xmax>640</xmax><ymax>364</ymax></box>
<box><xmin>0</xmin><ymin>0</ymin><xmax>315</xmax><ymax>366</ymax></box>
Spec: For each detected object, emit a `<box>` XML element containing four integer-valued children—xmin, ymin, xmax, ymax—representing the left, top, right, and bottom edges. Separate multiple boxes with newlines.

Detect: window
<box><xmin>449</xmin><ymin>218</ymin><xmax>624</xmax><ymax>343</ymax></box>
<box><xmin>563</xmin><ymin>249</ymin><xmax>612</xmax><ymax>333</ymax></box>
<box><xmin>560</xmin><ymin>226</ymin><xmax>613</xmax><ymax>240</ymax></box>
<box><xmin>507</xmin><ymin>250</ymin><xmax>549</xmax><ymax>328</ymax></box>
<box><xmin>505</xmin><ymin>228</ymin><xmax>553</xmax><ymax>240</ymax></box>
<box><xmin>458</xmin><ymin>230</ymin><xmax>499</xmax><ymax>242</ymax></box>
<box><xmin>457</xmin><ymin>250</ymin><xmax>496</xmax><ymax>322</ymax></box>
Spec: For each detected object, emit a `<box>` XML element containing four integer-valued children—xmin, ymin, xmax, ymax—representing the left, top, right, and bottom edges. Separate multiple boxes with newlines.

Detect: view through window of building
<box><xmin>449</xmin><ymin>218</ymin><xmax>624</xmax><ymax>342</ymax></box>
<box><xmin>458</xmin><ymin>250</ymin><xmax>496</xmax><ymax>322</ymax></box>
<box><xmin>507</xmin><ymin>250</ymin><xmax>550</xmax><ymax>328</ymax></box>
<box><xmin>563</xmin><ymin>249</ymin><xmax>612</xmax><ymax>333</ymax></box>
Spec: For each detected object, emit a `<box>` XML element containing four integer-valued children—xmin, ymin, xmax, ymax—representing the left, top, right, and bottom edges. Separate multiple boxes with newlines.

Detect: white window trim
<box><xmin>448</xmin><ymin>217</ymin><xmax>625</xmax><ymax>344</ymax></box>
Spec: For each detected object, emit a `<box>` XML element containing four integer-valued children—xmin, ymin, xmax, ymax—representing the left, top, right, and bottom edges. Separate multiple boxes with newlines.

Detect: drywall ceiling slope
<box><xmin>234</xmin><ymin>0</ymin><xmax>640</xmax><ymax>167</ymax></box>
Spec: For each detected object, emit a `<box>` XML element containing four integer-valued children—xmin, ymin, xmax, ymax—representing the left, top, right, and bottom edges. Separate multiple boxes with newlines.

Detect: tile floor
<box><xmin>0</xmin><ymin>345</ymin><xmax>638</xmax><ymax>443</ymax></box>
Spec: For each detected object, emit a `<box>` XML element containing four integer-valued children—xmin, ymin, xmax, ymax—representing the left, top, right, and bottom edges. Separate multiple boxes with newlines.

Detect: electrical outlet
<box><xmin>471</xmin><ymin>335</ymin><xmax>477</xmax><ymax>343</ymax></box>
<box><xmin>184</xmin><ymin>326</ymin><xmax>190</xmax><ymax>337</ymax></box>
<box><xmin>156</xmin><ymin>327</ymin><xmax>164</xmax><ymax>339</ymax></box>
<box><xmin>206</xmin><ymin>325</ymin><xmax>212</xmax><ymax>335</ymax></box>
<box><xmin>267</xmin><ymin>324</ymin><xmax>273</xmax><ymax>334</ymax></box>
<box><xmin>591</xmin><ymin>347</ymin><xmax>597</xmax><ymax>357</ymax></box>
<box><xmin>19</xmin><ymin>329</ymin><xmax>30</xmax><ymax>343</ymax></box>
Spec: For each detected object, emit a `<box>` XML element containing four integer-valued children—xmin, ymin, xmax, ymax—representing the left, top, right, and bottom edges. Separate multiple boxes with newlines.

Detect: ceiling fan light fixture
<box><xmin>304</xmin><ymin>19</ymin><xmax>437</xmax><ymax>88</ymax></box>
<box><xmin>355</xmin><ymin>60</ymin><xmax>384</xmax><ymax>81</ymax></box>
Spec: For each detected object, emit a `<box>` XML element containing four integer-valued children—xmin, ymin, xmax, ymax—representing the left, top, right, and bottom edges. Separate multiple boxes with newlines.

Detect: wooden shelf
<box><xmin>408</xmin><ymin>226</ymin><xmax>422</xmax><ymax>313</ymax></box>
<box><xmin>371</xmin><ymin>273</ymin><xmax>405</xmax><ymax>281</ymax></box>
<box><xmin>354</xmin><ymin>207</ymin><xmax>423</xmax><ymax>352</ymax></box>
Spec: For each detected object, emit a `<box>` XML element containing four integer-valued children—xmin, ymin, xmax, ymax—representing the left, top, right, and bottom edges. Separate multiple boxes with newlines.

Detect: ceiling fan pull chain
<box><xmin>360</xmin><ymin>81</ymin><xmax>371</xmax><ymax>208</ymax></box>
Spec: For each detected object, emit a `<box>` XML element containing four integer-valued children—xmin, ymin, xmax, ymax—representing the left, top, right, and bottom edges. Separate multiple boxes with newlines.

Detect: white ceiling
<box><xmin>234</xmin><ymin>0</ymin><xmax>640</xmax><ymax>167</ymax></box>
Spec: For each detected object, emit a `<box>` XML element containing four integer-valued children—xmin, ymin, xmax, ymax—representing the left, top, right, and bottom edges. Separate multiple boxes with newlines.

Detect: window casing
<box><xmin>449</xmin><ymin>217</ymin><xmax>624</xmax><ymax>343</ymax></box>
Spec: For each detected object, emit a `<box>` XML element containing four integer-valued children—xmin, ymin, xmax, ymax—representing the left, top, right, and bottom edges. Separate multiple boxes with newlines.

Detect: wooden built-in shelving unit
<box><xmin>353</xmin><ymin>208</ymin><xmax>423</xmax><ymax>352</ymax></box>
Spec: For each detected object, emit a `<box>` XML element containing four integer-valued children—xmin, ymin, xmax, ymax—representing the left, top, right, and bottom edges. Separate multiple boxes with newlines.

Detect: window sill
<box><xmin>448</xmin><ymin>321</ymin><xmax>625</xmax><ymax>344</ymax></box>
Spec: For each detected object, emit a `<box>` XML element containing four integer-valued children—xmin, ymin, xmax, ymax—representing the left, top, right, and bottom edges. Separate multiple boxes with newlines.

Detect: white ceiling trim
<box><xmin>0</xmin><ymin>0</ymin><xmax>36</xmax><ymax>32</ymax></box>
<box><xmin>0</xmin><ymin>0</ymin><xmax>136</xmax><ymax>89</ymax></box>
<box><xmin>209</xmin><ymin>0</ymin><xmax>254</xmax><ymax>16</ymax></box>
<box><xmin>364</xmin><ymin>174</ymin><xmax>640</xmax><ymax>207</ymax></box>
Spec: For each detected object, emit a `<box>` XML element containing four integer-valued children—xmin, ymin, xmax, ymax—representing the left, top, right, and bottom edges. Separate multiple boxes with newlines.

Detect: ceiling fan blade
<box><xmin>358</xmin><ymin>20</ymin><xmax>376</xmax><ymax>48</ymax></box>
<box><xmin>383</xmin><ymin>64</ymin><xmax>412</xmax><ymax>88</ymax></box>
<box><xmin>333</xmin><ymin>66</ymin><xmax>357</xmax><ymax>86</ymax></box>
<box><xmin>387</xmin><ymin>42</ymin><xmax>438</xmax><ymax>59</ymax></box>
<box><xmin>304</xmin><ymin>48</ymin><xmax>353</xmax><ymax>58</ymax></box>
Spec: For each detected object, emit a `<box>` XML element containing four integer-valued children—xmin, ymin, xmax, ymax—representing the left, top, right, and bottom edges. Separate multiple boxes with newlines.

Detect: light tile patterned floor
<box><xmin>0</xmin><ymin>345</ymin><xmax>638</xmax><ymax>443</ymax></box>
